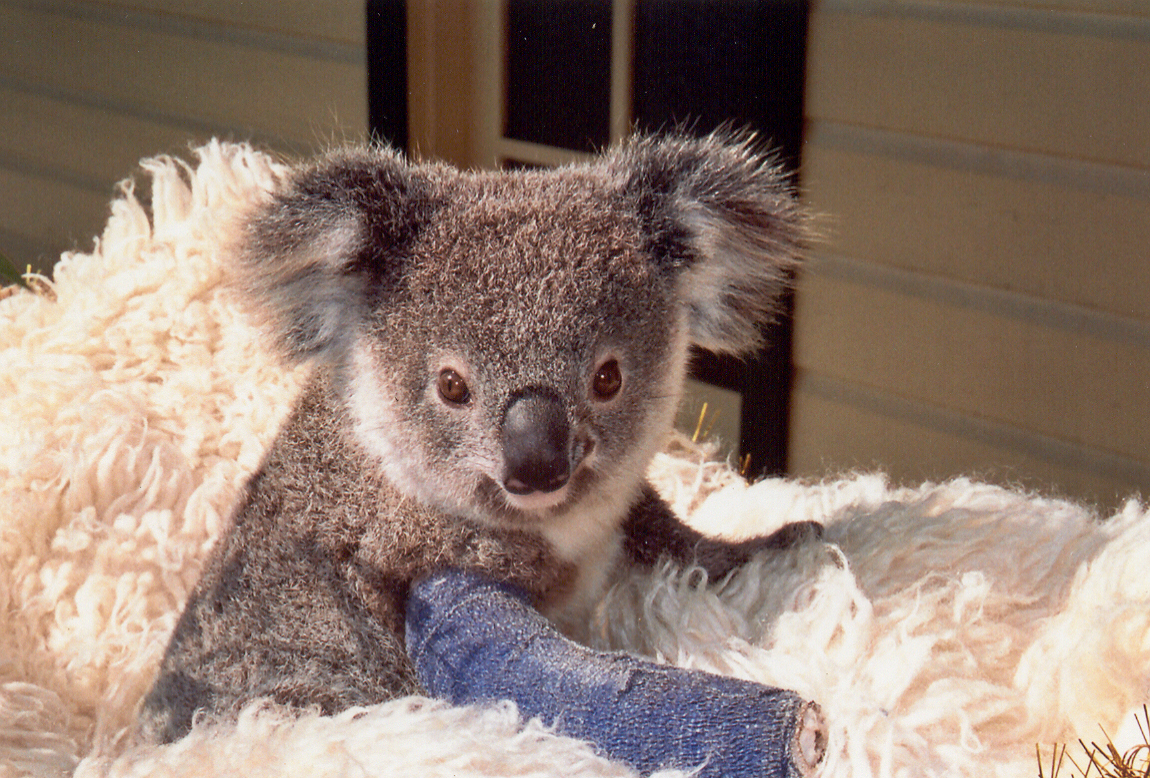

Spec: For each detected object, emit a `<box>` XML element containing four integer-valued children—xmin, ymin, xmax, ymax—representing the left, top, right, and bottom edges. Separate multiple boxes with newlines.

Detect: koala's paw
<box><xmin>692</xmin><ymin>520</ymin><xmax>824</xmax><ymax>581</ymax></box>
<box><xmin>450</xmin><ymin>524</ymin><xmax>577</xmax><ymax>604</ymax></box>
<box><xmin>756</xmin><ymin>520</ymin><xmax>824</xmax><ymax>551</ymax></box>
<box><xmin>718</xmin><ymin>520</ymin><xmax>824</xmax><ymax>575</ymax></box>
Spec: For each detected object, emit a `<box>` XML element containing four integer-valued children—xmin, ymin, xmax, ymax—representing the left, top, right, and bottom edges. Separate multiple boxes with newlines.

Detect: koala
<box><xmin>138</xmin><ymin>132</ymin><xmax>812</xmax><ymax>744</ymax></box>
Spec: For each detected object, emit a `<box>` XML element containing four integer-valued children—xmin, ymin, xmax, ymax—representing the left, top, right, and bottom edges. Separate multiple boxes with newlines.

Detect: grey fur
<box><xmin>138</xmin><ymin>132</ymin><xmax>810</xmax><ymax>744</ymax></box>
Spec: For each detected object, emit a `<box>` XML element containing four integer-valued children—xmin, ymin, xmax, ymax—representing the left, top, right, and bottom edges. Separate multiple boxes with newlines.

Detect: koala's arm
<box><xmin>621</xmin><ymin>483</ymin><xmax>821</xmax><ymax>580</ymax></box>
<box><xmin>354</xmin><ymin>509</ymin><xmax>577</xmax><ymax>607</ymax></box>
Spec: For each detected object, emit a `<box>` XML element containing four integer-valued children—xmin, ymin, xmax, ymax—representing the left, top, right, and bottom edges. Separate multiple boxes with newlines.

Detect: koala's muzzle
<box><xmin>501</xmin><ymin>390</ymin><xmax>573</xmax><ymax>496</ymax></box>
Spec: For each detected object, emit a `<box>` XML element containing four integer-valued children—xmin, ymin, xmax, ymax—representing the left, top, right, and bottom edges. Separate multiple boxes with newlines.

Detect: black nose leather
<box><xmin>501</xmin><ymin>391</ymin><xmax>570</xmax><ymax>495</ymax></box>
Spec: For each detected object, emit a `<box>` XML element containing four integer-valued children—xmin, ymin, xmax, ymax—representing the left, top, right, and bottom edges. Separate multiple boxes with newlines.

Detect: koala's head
<box><xmin>239</xmin><ymin>132</ymin><xmax>804</xmax><ymax>531</ymax></box>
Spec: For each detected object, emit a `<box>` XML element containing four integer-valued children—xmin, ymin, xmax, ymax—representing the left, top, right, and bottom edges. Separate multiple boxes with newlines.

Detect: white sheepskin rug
<box><xmin>1</xmin><ymin>143</ymin><xmax>1148</xmax><ymax>778</ymax></box>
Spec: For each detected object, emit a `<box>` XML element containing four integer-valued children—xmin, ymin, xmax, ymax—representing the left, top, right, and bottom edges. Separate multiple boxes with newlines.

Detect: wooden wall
<box><xmin>0</xmin><ymin>0</ymin><xmax>367</xmax><ymax>276</ymax></box>
<box><xmin>8</xmin><ymin>0</ymin><xmax>1147</xmax><ymax>509</ymax></box>
<box><xmin>793</xmin><ymin>0</ymin><xmax>1150</xmax><ymax>510</ymax></box>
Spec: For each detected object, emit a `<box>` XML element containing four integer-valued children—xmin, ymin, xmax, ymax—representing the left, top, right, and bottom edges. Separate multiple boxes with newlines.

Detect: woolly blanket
<box><xmin>1</xmin><ymin>144</ymin><xmax>1148</xmax><ymax>778</ymax></box>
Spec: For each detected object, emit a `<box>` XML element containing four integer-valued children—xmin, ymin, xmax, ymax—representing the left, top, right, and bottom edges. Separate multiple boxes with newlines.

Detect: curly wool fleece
<box><xmin>1</xmin><ymin>143</ymin><xmax>1148</xmax><ymax>778</ymax></box>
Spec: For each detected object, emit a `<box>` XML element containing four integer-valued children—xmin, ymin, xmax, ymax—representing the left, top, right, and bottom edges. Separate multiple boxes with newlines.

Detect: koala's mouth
<box><xmin>502</xmin><ymin>483</ymin><xmax>572</xmax><ymax>512</ymax></box>
<box><xmin>477</xmin><ymin>461</ymin><xmax>595</xmax><ymax>524</ymax></box>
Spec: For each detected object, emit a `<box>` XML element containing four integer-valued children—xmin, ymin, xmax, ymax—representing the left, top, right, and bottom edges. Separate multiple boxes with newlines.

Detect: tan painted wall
<box><xmin>792</xmin><ymin>0</ymin><xmax>1150</xmax><ymax>510</ymax></box>
<box><xmin>0</xmin><ymin>0</ymin><xmax>367</xmax><ymax>275</ymax></box>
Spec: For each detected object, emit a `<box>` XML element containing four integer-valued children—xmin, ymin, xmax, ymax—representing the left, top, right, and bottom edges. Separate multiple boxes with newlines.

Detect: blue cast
<box><xmin>406</xmin><ymin>568</ymin><xmax>823</xmax><ymax>778</ymax></box>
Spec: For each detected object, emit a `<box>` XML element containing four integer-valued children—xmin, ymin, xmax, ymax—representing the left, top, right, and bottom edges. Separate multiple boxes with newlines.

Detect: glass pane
<box><xmin>633</xmin><ymin>0</ymin><xmax>808</xmax><ymax>169</ymax></box>
<box><xmin>506</xmin><ymin>0</ymin><xmax>611</xmax><ymax>153</ymax></box>
<box><xmin>367</xmin><ymin>0</ymin><xmax>408</xmax><ymax>151</ymax></box>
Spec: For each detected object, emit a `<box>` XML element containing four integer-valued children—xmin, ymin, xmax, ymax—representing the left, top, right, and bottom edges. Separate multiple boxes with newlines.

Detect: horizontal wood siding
<box><xmin>806</xmin><ymin>3</ymin><xmax>1150</xmax><ymax>167</ymax></box>
<box><xmin>791</xmin><ymin>381</ymin><xmax>1143</xmax><ymax>509</ymax></box>
<box><xmin>798</xmin><ymin>265</ymin><xmax>1150</xmax><ymax>463</ymax></box>
<box><xmin>804</xmin><ymin>127</ymin><xmax>1150</xmax><ymax>321</ymax></box>
<box><xmin>0</xmin><ymin>167</ymin><xmax>112</xmax><ymax>265</ymax></box>
<box><xmin>0</xmin><ymin>0</ymin><xmax>367</xmax><ymax>275</ymax></box>
<box><xmin>792</xmin><ymin>1</ymin><xmax>1150</xmax><ymax>510</ymax></box>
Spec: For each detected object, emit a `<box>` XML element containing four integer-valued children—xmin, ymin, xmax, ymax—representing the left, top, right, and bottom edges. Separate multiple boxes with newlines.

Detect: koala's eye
<box><xmin>591</xmin><ymin>359</ymin><xmax>622</xmax><ymax>401</ymax></box>
<box><xmin>437</xmin><ymin>369</ymin><xmax>471</xmax><ymax>405</ymax></box>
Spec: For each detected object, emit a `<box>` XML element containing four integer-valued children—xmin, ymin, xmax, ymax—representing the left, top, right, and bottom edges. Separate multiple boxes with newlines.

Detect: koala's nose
<box><xmin>501</xmin><ymin>391</ymin><xmax>571</xmax><ymax>495</ymax></box>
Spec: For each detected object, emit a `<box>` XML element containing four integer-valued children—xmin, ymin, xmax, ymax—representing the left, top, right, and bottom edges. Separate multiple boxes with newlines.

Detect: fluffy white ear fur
<box><xmin>3</xmin><ymin>142</ymin><xmax>1148</xmax><ymax>778</ymax></box>
<box><xmin>610</xmin><ymin>132</ymin><xmax>806</xmax><ymax>356</ymax></box>
<box><xmin>676</xmin><ymin>199</ymin><xmax>797</xmax><ymax>355</ymax></box>
<box><xmin>235</xmin><ymin>145</ymin><xmax>413</xmax><ymax>363</ymax></box>
<box><xmin>239</xmin><ymin>213</ymin><xmax>364</xmax><ymax>361</ymax></box>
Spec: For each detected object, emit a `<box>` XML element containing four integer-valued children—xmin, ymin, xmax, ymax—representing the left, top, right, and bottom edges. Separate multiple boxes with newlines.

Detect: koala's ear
<box><xmin>610</xmin><ymin>131</ymin><xmax>807</xmax><ymax>356</ymax></box>
<box><xmin>237</xmin><ymin>146</ymin><xmax>429</xmax><ymax>362</ymax></box>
